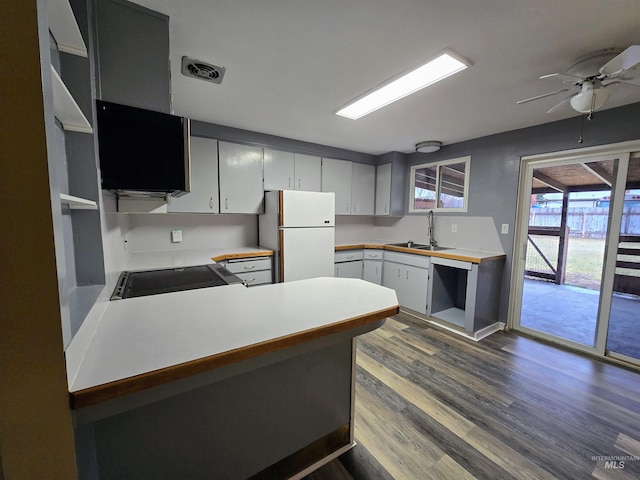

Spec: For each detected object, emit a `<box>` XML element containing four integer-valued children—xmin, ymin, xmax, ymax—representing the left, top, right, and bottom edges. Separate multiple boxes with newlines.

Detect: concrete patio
<box><xmin>520</xmin><ymin>277</ymin><xmax>640</xmax><ymax>360</ymax></box>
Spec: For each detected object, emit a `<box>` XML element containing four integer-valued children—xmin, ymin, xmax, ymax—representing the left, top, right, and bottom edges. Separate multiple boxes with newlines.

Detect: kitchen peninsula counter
<box><xmin>69</xmin><ymin>277</ymin><xmax>397</xmax><ymax>408</ymax></box>
<box><xmin>68</xmin><ymin>270</ymin><xmax>398</xmax><ymax>479</ymax></box>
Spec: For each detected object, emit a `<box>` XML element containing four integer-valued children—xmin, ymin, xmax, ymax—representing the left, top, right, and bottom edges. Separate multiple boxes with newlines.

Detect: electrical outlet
<box><xmin>451</xmin><ymin>224</ymin><xmax>457</xmax><ymax>233</ymax></box>
<box><xmin>501</xmin><ymin>223</ymin><xmax>509</xmax><ymax>235</ymax></box>
<box><xmin>171</xmin><ymin>229</ymin><xmax>183</xmax><ymax>243</ymax></box>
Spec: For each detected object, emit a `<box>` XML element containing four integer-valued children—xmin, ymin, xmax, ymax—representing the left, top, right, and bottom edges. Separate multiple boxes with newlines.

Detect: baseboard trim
<box><xmin>249</xmin><ymin>423</ymin><xmax>352</xmax><ymax>480</ymax></box>
<box><xmin>400</xmin><ymin>308</ymin><xmax>504</xmax><ymax>342</ymax></box>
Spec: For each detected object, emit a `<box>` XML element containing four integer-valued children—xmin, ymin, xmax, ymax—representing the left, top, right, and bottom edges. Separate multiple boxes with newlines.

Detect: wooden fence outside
<box><xmin>530</xmin><ymin>207</ymin><xmax>640</xmax><ymax>239</ymax></box>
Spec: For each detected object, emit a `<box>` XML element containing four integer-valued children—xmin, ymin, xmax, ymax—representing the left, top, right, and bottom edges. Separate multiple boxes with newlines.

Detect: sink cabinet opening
<box><xmin>430</xmin><ymin>264</ymin><xmax>468</xmax><ymax>328</ymax></box>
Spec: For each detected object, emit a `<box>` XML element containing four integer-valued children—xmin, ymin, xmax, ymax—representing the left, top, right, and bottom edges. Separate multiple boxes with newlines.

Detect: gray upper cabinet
<box><xmin>322</xmin><ymin>158</ymin><xmax>352</xmax><ymax>215</ymax></box>
<box><xmin>264</xmin><ymin>148</ymin><xmax>294</xmax><ymax>190</ymax></box>
<box><xmin>374</xmin><ymin>152</ymin><xmax>406</xmax><ymax>216</ymax></box>
<box><xmin>294</xmin><ymin>153</ymin><xmax>321</xmax><ymax>192</ymax></box>
<box><xmin>375</xmin><ymin>163</ymin><xmax>392</xmax><ymax>215</ymax></box>
<box><xmin>168</xmin><ymin>137</ymin><xmax>219</xmax><ymax>213</ymax></box>
<box><xmin>351</xmin><ymin>163</ymin><xmax>375</xmax><ymax>215</ymax></box>
<box><xmin>264</xmin><ymin>149</ymin><xmax>321</xmax><ymax>191</ymax></box>
<box><xmin>95</xmin><ymin>0</ymin><xmax>170</xmax><ymax>112</ymax></box>
<box><xmin>218</xmin><ymin>141</ymin><xmax>264</xmax><ymax>214</ymax></box>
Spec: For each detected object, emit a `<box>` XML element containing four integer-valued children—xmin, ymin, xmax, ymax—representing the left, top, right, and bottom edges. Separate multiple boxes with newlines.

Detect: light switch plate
<box><xmin>501</xmin><ymin>224</ymin><xmax>509</xmax><ymax>235</ymax></box>
<box><xmin>451</xmin><ymin>224</ymin><xmax>457</xmax><ymax>233</ymax></box>
<box><xmin>171</xmin><ymin>229</ymin><xmax>183</xmax><ymax>243</ymax></box>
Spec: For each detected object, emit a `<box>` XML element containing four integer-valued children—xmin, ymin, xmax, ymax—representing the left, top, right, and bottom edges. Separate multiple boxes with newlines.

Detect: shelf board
<box><xmin>60</xmin><ymin>193</ymin><xmax>97</xmax><ymax>210</ymax></box>
<box><xmin>51</xmin><ymin>66</ymin><xmax>93</xmax><ymax>133</ymax></box>
<box><xmin>431</xmin><ymin>307</ymin><xmax>466</xmax><ymax>328</ymax></box>
<box><xmin>47</xmin><ymin>0</ymin><xmax>88</xmax><ymax>57</ymax></box>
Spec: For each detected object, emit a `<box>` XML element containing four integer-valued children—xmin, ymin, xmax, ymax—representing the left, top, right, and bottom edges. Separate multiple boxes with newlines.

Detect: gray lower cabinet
<box><xmin>362</xmin><ymin>249</ymin><xmax>383</xmax><ymax>285</ymax></box>
<box><xmin>428</xmin><ymin>256</ymin><xmax>503</xmax><ymax>333</ymax></box>
<box><xmin>382</xmin><ymin>252</ymin><xmax>430</xmax><ymax>315</ymax></box>
<box><xmin>219</xmin><ymin>257</ymin><xmax>273</xmax><ymax>286</ymax></box>
<box><xmin>334</xmin><ymin>251</ymin><xmax>364</xmax><ymax>279</ymax></box>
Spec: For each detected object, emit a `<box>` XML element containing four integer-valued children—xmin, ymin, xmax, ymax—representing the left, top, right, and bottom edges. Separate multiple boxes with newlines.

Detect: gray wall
<box><xmin>192</xmin><ymin>120</ymin><xmax>377</xmax><ymax>165</ymax></box>
<box><xmin>406</xmin><ymin>101</ymin><xmax>640</xmax><ymax>323</ymax></box>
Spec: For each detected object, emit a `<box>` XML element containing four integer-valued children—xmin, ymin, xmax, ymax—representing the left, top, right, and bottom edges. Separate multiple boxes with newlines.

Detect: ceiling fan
<box><xmin>517</xmin><ymin>46</ymin><xmax>640</xmax><ymax>114</ymax></box>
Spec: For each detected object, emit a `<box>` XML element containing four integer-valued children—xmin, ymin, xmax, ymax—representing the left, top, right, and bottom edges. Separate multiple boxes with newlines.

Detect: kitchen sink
<box><xmin>386</xmin><ymin>242</ymin><xmax>428</xmax><ymax>248</ymax></box>
<box><xmin>416</xmin><ymin>245</ymin><xmax>452</xmax><ymax>251</ymax></box>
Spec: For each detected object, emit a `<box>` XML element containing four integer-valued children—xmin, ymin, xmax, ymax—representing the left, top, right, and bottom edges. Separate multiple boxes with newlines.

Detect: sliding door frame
<box><xmin>509</xmin><ymin>139</ymin><xmax>640</xmax><ymax>359</ymax></box>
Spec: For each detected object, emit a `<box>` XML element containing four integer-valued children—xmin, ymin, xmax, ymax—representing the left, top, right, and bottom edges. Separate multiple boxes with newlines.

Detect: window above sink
<box><xmin>409</xmin><ymin>155</ymin><xmax>470</xmax><ymax>213</ymax></box>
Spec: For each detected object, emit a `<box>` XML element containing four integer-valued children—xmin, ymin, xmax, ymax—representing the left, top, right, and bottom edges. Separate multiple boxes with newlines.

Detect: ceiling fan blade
<box><xmin>599</xmin><ymin>45</ymin><xmax>640</xmax><ymax>76</ymax></box>
<box><xmin>516</xmin><ymin>88</ymin><xmax>569</xmax><ymax>105</ymax></box>
<box><xmin>546</xmin><ymin>94</ymin><xmax>574</xmax><ymax>114</ymax></box>
<box><xmin>540</xmin><ymin>72</ymin><xmax>582</xmax><ymax>82</ymax></box>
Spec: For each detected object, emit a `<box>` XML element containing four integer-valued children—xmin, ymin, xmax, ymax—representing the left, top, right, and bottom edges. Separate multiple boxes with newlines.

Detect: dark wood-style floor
<box><xmin>306</xmin><ymin>313</ymin><xmax>640</xmax><ymax>480</ymax></box>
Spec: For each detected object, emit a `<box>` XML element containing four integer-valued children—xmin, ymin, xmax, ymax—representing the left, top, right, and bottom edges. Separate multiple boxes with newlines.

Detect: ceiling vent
<box><xmin>181</xmin><ymin>56</ymin><xmax>226</xmax><ymax>84</ymax></box>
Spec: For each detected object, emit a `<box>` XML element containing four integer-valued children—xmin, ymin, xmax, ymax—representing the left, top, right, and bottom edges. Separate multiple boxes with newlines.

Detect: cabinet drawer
<box><xmin>334</xmin><ymin>250</ymin><xmax>364</xmax><ymax>263</ymax></box>
<box><xmin>363</xmin><ymin>249</ymin><xmax>383</xmax><ymax>260</ymax></box>
<box><xmin>236</xmin><ymin>269</ymin><xmax>273</xmax><ymax>286</ymax></box>
<box><xmin>223</xmin><ymin>257</ymin><xmax>272</xmax><ymax>273</ymax></box>
<box><xmin>383</xmin><ymin>251</ymin><xmax>430</xmax><ymax>269</ymax></box>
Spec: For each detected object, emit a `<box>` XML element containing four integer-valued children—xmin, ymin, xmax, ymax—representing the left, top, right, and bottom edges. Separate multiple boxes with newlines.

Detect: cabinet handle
<box><xmin>367</xmin><ymin>254</ymin><xmax>377</xmax><ymax>258</ymax></box>
<box><xmin>385</xmin><ymin>204</ymin><xmax>388</xmax><ymax>213</ymax></box>
<box><xmin>376</xmin><ymin>266</ymin><xmax>379</xmax><ymax>274</ymax></box>
<box><xmin>243</xmin><ymin>265</ymin><xmax>256</xmax><ymax>270</ymax></box>
<box><xmin>245</xmin><ymin>278</ymin><xmax>256</xmax><ymax>283</ymax></box>
<box><xmin>397</xmin><ymin>268</ymin><xmax>400</xmax><ymax>277</ymax></box>
<box><xmin>406</xmin><ymin>271</ymin><xmax>409</xmax><ymax>279</ymax></box>
<box><xmin>298</xmin><ymin>178</ymin><xmax>301</xmax><ymax>189</ymax></box>
<box><xmin>289</xmin><ymin>177</ymin><xmax>291</xmax><ymax>188</ymax></box>
<box><xmin>209</xmin><ymin>197</ymin><xmax>214</xmax><ymax>210</ymax></box>
<box><xmin>346</xmin><ymin>202</ymin><xmax>349</xmax><ymax>212</ymax></box>
<box><xmin>346</xmin><ymin>255</ymin><xmax>354</xmax><ymax>260</ymax></box>
<box><xmin>225</xmin><ymin>198</ymin><xmax>229</xmax><ymax>210</ymax></box>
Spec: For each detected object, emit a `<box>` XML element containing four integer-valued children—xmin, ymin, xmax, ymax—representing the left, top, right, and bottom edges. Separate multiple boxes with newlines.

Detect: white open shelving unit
<box><xmin>60</xmin><ymin>193</ymin><xmax>98</xmax><ymax>210</ymax></box>
<box><xmin>48</xmin><ymin>0</ymin><xmax>94</xmax><ymax>210</ymax></box>
<box><xmin>51</xmin><ymin>66</ymin><xmax>93</xmax><ymax>133</ymax></box>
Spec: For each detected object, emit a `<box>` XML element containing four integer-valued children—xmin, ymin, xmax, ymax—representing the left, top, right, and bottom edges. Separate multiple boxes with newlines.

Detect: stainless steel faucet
<box><xmin>428</xmin><ymin>210</ymin><xmax>437</xmax><ymax>249</ymax></box>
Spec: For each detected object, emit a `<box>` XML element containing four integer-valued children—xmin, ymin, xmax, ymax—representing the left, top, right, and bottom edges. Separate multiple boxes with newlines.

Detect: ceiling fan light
<box><xmin>569</xmin><ymin>81</ymin><xmax>610</xmax><ymax>113</ymax></box>
<box><xmin>415</xmin><ymin>141</ymin><xmax>442</xmax><ymax>153</ymax></box>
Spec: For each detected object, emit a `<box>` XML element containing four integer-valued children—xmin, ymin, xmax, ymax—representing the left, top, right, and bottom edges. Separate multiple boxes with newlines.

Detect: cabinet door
<box><xmin>168</xmin><ymin>137</ymin><xmax>219</xmax><ymax>213</ymax></box>
<box><xmin>375</xmin><ymin>163</ymin><xmax>392</xmax><ymax>215</ymax></box>
<box><xmin>264</xmin><ymin>148</ymin><xmax>294</xmax><ymax>190</ymax></box>
<box><xmin>322</xmin><ymin>158</ymin><xmax>352</xmax><ymax>215</ymax></box>
<box><xmin>351</xmin><ymin>163</ymin><xmax>375</xmax><ymax>215</ymax></box>
<box><xmin>335</xmin><ymin>260</ymin><xmax>363</xmax><ymax>279</ymax></box>
<box><xmin>363</xmin><ymin>260</ymin><xmax>382</xmax><ymax>284</ymax></box>
<box><xmin>219</xmin><ymin>141</ymin><xmax>264</xmax><ymax>214</ymax></box>
<box><xmin>382</xmin><ymin>261</ymin><xmax>403</xmax><ymax>293</ymax></box>
<box><xmin>402</xmin><ymin>264</ymin><xmax>429</xmax><ymax>314</ymax></box>
<box><xmin>294</xmin><ymin>154</ymin><xmax>321</xmax><ymax>191</ymax></box>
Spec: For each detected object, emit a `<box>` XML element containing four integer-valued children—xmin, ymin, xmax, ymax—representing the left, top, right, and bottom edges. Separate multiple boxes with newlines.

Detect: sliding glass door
<box><xmin>511</xmin><ymin>144</ymin><xmax>640</xmax><ymax>365</ymax></box>
<box><xmin>605</xmin><ymin>154</ymin><xmax>640</xmax><ymax>362</ymax></box>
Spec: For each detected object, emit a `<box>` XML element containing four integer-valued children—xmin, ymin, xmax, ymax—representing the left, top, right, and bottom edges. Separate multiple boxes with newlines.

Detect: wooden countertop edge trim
<box><xmin>337</xmin><ymin>244</ymin><xmax>506</xmax><ymax>263</ymax></box>
<box><xmin>69</xmin><ymin>304</ymin><xmax>399</xmax><ymax>410</ymax></box>
<box><xmin>211</xmin><ymin>250</ymin><xmax>274</xmax><ymax>262</ymax></box>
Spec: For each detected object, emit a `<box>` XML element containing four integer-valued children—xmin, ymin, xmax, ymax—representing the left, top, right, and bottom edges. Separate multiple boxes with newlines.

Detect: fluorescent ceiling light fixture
<box><xmin>336</xmin><ymin>50</ymin><xmax>470</xmax><ymax>120</ymax></box>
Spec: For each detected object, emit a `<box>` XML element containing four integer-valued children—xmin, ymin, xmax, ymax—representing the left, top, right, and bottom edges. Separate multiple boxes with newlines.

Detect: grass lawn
<box><xmin>527</xmin><ymin>236</ymin><xmax>605</xmax><ymax>290</ymax></box>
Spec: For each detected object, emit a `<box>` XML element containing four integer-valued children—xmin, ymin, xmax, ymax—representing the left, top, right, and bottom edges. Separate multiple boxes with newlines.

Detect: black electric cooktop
<box><xmin>111</xmin><ymin>264</ymin><xmax>243</xmax><ymax>300</ymax></box>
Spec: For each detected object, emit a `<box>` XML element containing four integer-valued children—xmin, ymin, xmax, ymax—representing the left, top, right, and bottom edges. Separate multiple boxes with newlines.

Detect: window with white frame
<box><xmin>409</xmin><ymin>156</ymin><xmax>470</xmax><ymax>212</ymax></box>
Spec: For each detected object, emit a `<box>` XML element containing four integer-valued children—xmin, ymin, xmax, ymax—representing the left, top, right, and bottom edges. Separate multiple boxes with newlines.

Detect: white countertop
<box><xmin>69</xmin><ymin>277</ymin><xmax>398</xmax><ymax>399</ymax></box>
<box><xmin>335</xmin><ymin>241</ymin><xmax>505</xmax><ymax>262</ymax></box>
<box><xmin>125</xmin><ymin>247</ymin><xmax>273</xmax><ymax>270</ymax></box>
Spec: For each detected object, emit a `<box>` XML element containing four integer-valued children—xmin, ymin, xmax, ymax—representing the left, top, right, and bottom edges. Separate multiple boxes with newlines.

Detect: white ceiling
<box><xmin>130</xmin><ymin>0</ymin><xmax>640</xmax><ymax>155</ymax></box>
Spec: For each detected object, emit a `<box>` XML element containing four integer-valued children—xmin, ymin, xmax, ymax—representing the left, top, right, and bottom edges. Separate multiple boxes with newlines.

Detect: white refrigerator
<box><xmin>259</xmin><ymin>190</ymin><xmax>335</xmax><ymax>282</ymax></box>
